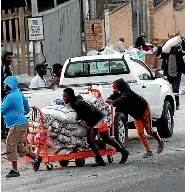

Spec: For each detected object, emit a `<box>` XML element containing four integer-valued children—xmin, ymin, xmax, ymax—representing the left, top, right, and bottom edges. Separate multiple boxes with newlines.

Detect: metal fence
<box><xmin>1</xmin><ymin>7</ymin><xmax>32</xmax><ymax>75</ymax></box>
<box><xmin>37</xmin><ymin>0</ymin><xmax>82</xmax><ymax>67</ymax></box>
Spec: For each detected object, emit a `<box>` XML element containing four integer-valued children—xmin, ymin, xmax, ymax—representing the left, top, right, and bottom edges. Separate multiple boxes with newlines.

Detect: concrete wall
<box><xmin>153</xmin><ymin>0</ymin><xmax>176</xmax><ymax>39</ymax></box>
<box><xmin>85</xmin><ymin>3</ymin><xmax>133</xmax><ymax>51</ymax></box>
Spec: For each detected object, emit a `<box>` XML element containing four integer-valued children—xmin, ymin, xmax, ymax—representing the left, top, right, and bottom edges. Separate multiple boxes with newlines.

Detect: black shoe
<box><xmin>92</xmin><ymin>161</ymin><xmax>106</xmax><ymax>167</ymax></box>
<box><xmin>92</xmin><ymin>156</ymin><xmax>106</xmax><ymax>167</ymax></box>
<box><xmin>119</xmin><ymin>150</ymin><xmax>129</xmax><ymax>164</ymax></box>
<box><xmin>33</xmin><ymin>156</ymin><xmax>42</xmax><ymax>172</ymax></box>
<box><xmin>6</xmin><ymin>169</ymin><xmax>20</xmax><ymax>178</ymax></box>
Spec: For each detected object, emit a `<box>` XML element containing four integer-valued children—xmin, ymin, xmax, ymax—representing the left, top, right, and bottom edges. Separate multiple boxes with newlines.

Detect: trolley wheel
<box><xmin>107</xmin><ymin>155</ymin><xmax>113</xmax><ymax>163</ymax></box>
<box><xmin>45</xmin><ymin>163</ymin><xmax>53</xmax><ymax>171</ymax></box>
<box><xmin>59</xmin><ymin>160</ymin><xmax>69</xmax><ymax>167</ymax></box>
<box><xmin>75</xmin><ymin>158</ymin><xmax>85</xmax><ymax>167</ymax></box>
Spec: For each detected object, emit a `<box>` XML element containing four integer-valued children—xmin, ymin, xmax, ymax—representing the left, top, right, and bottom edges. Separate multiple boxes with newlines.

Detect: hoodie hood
<box><xmin>115</xmin><ymin>78</ymin><xmax>131</xmax><ymax>93</ymax></box>
<box><xmin>4</xmin><ymin>76</ymin><xmax>18</xmax><ymax>91</ymax></box>
<box><xmin>1</xmin><ymin>50</ymin><xmax>13</xmax><ymax>64</ymax></box>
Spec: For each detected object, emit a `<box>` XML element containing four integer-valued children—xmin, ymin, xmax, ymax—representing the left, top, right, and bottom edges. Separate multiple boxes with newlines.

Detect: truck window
<box><xmin>65</xmin><ymin>59</ymin><xmax>129</xmax><ymax>77</ymax></box>
<box><xmin>132</xmin><ymin>60</ymin><xmax>153</xmax><ymax>80</ymax></box>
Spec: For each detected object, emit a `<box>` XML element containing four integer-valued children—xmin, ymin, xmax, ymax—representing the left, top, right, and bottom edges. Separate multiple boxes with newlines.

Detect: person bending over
<box><xmin>63</xmin><ymin>88</ymin><xmax>129</xmax><ymax>166</ymax></box>
<box><xmin>106</xmin><ymin>78</ymin><xmax>164</xmax><ymax>158</ymax></box>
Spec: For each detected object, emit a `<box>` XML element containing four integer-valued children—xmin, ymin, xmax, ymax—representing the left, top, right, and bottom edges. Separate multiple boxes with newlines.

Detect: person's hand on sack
<box><xmin>106</xmin><ymin>99</ymin><xmax>113</xmax><ymax>105</ymax></box>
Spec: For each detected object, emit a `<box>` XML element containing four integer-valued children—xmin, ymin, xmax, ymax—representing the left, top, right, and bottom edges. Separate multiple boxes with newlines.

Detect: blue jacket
<box><xmin>1</xmin><ymin>76</ymin><xmax>30</xmax><ymax>128</ymax></box>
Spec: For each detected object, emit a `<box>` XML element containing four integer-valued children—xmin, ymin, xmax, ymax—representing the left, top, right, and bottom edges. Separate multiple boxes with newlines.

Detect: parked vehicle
<box><xmin>22</xmin><ymin>54</ymin><xmax>176</xmax><ymax>145</ymax></box>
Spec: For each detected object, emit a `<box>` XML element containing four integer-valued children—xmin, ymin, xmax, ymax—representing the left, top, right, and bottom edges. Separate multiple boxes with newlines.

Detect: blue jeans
<box><xmin>170</xmin><ymin>73</ymin><xmax>182</xmax><ymax>107</ymax></box>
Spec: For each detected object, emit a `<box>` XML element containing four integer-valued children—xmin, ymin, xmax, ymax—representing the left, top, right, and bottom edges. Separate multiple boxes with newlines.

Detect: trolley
<box><xmin>25</xmin><ymin>89</ymin><xmax>116</xmax><ymax>170</ymax></box>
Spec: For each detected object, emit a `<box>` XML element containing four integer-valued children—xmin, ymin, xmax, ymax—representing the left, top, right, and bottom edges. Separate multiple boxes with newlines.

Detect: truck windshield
<box><xmin>64</xmin><ymin>59</ymin><xmax>130</xmax><ymax>78</ymax></box>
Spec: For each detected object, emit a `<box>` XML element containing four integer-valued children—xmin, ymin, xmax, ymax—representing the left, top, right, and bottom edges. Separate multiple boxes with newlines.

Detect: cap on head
<box><xmin>35</xmin><ymin>63</ymin><xmax>48</xmax><ymax>71</ymax></box>
<box><xmin>1</xmin><ymin>50</ymin><xmax>13</xmax><ymax>61</ymax></box>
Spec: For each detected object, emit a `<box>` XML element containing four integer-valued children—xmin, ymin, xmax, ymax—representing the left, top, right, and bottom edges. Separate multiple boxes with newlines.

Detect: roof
<box><xmin>69</xmin><ymin>54</ymin><xmax>132</xmax><ymax>62</ymax></box>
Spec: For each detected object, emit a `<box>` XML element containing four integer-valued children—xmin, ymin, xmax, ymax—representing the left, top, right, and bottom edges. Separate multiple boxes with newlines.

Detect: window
<box><xmin>65</xmin><ymin>59</ymin><xmax>129</xmax><ymax>78</ymax></box>
<box><xmin>133</xmin><ymin>60</ymin><xmax>153</xmax><ymax>80</ymax></box>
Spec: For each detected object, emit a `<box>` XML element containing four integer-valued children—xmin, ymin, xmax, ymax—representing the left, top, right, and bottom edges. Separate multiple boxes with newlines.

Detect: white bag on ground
<box><xmin>162</xmin><ymin>36</ymin><xmax>182</xmax><ymax>53</ymax></box>
<box><xmin>41</xmin><ymin>105</ymin><xmax>77</xmax><ymax>123</ymax></box>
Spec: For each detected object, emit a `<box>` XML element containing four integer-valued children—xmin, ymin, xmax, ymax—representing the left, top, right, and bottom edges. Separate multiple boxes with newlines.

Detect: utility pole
<box><xmin>89</xmin><ymin>0</ymin><xmax>96</xmax><ymax>19</ymax></box>
<box><xmin>31</xmin><ymin>0</ymin><xmax>38</xmax><ymax>75</ymax></box>
<box><xmin>145</xmin><ymin>0</ymin><xmax>150</xmax><ymax>42</ymax></box>
<box><xmin>136</xmin><ymin>0</ymin><xmax>140</xmax><ymax>37</ymax></box>
<box><xmin>142</xmin><ymin>0</ymin><xmax>146</xmax><ymax>36</ymax></box>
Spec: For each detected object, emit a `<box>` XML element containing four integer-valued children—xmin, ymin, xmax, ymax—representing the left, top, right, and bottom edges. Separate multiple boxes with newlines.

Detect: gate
<box><xmin>1</xmin><ymin>7</ymin><xmax>32</xmax><ymax>75</ymax></box>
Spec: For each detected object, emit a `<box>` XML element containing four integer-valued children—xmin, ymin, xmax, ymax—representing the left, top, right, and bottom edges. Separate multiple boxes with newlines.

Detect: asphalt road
<box><xmin>1</xmin><ymin>93</ymin><xmax>185</xmax><ymax>192</ymax></box>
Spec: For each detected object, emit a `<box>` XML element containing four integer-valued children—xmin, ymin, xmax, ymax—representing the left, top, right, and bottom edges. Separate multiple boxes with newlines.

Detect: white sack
<box><xmin>41</xmin><ymin>105</ymin><xmax>77</xmax><ymax>124</ymax></box>
<box><xmin>162</xmin><ymin>36</ymin><xmax>182</xmax><ymax>54</ymax></box>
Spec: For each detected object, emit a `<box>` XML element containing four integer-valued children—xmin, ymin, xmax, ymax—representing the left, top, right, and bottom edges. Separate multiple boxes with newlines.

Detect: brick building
<box><xmin>85</xmin><ymin>0</ymin><xmax>185</xmax><ymax>51</ymax></box>
<box><xmin>85</xmin><ymin>2</ymin><xmax>133</xmax><ymax>51</ymax></box>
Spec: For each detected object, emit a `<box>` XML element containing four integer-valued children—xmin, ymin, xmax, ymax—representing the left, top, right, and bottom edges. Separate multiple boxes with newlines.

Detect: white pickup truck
<box><xmin>22</xmin><ymin>54</ymin><xmax>176</xmax><ymax>146</ymax></box>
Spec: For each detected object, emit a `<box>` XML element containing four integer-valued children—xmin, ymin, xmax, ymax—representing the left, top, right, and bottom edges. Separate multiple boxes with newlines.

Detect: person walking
<box><xmin>62</xmin><ymin>88</ymin><xmax>129</xmax><ymax>166</ymax></box>
<box><xmin>161</xmin><ymin>48</ymin><xmax>185</xmax><ymax>110</ymax></box>
<box><xmin>1</xmin><ymin>50</ymin><xmax>13</xmax><ymax>139</ymax></box>
<box><xmin>106</xmin><ymin>78</ymin><xmax>164</xmax><ymax>158</ymax></box>
<box><xmin>1</xmin><ymin>76</ymin><xmax>42</xmax><ymax>178</ymax></box>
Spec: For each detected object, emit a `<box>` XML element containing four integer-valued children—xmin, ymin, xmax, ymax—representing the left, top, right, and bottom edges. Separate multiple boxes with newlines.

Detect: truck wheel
<box><xmin>114</xmin><ymin>112</ymin><xmax>128</xmax><ymax>148</ymax></box>
<box><xmin>157</xmin><ymin>101</ymin><xmax>174</xmax><ymax>138</ymax></box>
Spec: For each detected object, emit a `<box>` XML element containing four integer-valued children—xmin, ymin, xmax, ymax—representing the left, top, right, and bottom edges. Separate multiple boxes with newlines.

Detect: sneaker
<box><xmin>119</xmin><ymin>150</ymin><xmax>129</xmax><ymax>164</ymax></box>
<box><xmin>143</xmin><ymin>151</ymin><xmax>153</xmax><ymax>158</ymax></box>
<box><xmin>176</xmin><ymin>105</ymin><xmax>180</xmax><ymax>110</ymax></box>
<box><xmin>158</xmin><ymin>140</ymin><xmax>164</xmax><ymax>154</ymax></box>
<box><xmin>6</xmin><ymin>169</ymin><xmax>20</xmax><ymax>178</ymax></box>
<box><xmin>33</xmin><ymin>156</ymin><xmax>42</xmax><ymax>172</ymax></box>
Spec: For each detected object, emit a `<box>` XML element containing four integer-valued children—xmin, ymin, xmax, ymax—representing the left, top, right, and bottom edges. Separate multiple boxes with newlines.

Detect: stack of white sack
<box><xmin>41</xmin><ymin>92</ymin><xmax>112</xmax><ymax>154</ymax></box>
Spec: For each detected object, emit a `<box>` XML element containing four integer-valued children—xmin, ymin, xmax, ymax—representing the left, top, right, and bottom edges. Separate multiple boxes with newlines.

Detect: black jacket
<box><xmin>108</xmin><ymin>79</ymin><xmax>148</xmax><ymax>119</ymax></box>
<box><xmin>1</xmin><ymin>50</ymin><xmax>13</xmax><ymax>99</ymax></box>
<box><xmin>70</xmin><ymin>95</ymin><xmax>104</xmax><ymax>128</ymax></box>
<box><xmin>161</xmin><ymin>50</ymin><xmax>185</xmax><ymax>76</ymax></box>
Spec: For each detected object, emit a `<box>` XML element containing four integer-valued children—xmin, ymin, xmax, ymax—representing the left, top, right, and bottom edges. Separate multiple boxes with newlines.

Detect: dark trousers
<box><xmin>87</xmin><ymin>129</ymin><xmax>125</xmax><ymax>161</ymax></box>
<box><xmin>168</xmin><ymin>73</ymin><xmax>182</xmax><ymax>107</ymax></box>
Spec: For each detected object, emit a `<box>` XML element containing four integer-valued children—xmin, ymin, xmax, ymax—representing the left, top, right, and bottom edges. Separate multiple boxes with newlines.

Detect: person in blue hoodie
<box><xmin>1</xmin><ymin>76</ymin><xmax>42</xmax><ymax>178</ymax></box>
